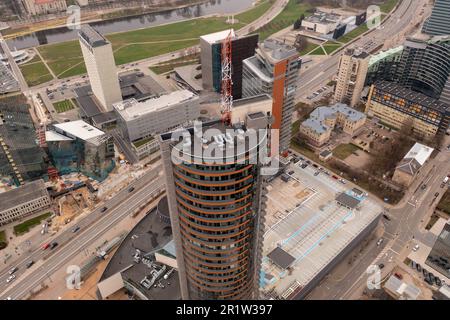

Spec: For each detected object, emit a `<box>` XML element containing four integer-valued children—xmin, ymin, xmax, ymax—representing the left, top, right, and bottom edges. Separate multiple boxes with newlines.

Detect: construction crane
<box><xmin>221</xmin><ymin>30</ymin><xmax>233</xmax><ymax>125</ymax></box>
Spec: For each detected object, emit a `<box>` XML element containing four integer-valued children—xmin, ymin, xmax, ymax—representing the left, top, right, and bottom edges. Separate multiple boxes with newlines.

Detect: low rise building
<box><xmin>114</xmin><ymin>90</ymin><xmax>200</xmax><ymax>143</ymax></box>
<box><xmin>299</xmin><ymin>103</ymin><xmax>366</xmax><ymax>147</ymax></box>
<box><xmin>45</xmin><ymin>120</ymin><xmax>115</xmax><ymax>181</ymax></box>
<box><xmin>0</xmin><ymin>179</ymin><xmax>51</xmax><ymax>226</ymax></box>
<box><xmin>365</xmin><ymin>81</ymin><xmax>450</xmax><ymax>137</ymax></box>
<box><xmin>301</xmin><ymin>11</ymin><xmax>341</xmax><ymax>35</ymax></box>
<box><xmin>383</xmin><ymin>275</ymin><xmax>421</xmax><ymax>300</ymax></box>
<box><xmin>23</xmin><ymin>0</ymin><xmax>67</xmax><ymax>16</ymax></box>
<box><xmin>392</xmin><ymin>142</ymin><xmax>434</xmax><ymax>186</ymax></box>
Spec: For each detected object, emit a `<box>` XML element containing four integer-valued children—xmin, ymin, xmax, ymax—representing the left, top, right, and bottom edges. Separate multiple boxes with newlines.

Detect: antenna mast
<box><xmin>221</xmin><ymin>30</ymin><xmax>233</xmax><ymax>125</ymax></box>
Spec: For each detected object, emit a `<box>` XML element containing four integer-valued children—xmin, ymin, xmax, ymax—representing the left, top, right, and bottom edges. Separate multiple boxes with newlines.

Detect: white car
<box><xmin>377</xmin><ymin>238</ymin><xmax>384</xmax><ymax>246</ymax></box>
<box><xmin>6</xmin><ymin>275</ymin><xmax>16</xmax><ymax>283</ymax></box>
<box><xmin>412</xmin><ymin>244</ymin><xmax>420</xmax><ymax>252</ymax></box>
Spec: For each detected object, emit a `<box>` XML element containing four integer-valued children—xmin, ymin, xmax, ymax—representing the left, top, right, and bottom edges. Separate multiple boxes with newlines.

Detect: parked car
<box><xmin>50</xmin><ymin>242</ymin><xmax>58</xmax><ymax>250</ymax></box>
<box><xmin>413</xmin><ymin>244</ymin><xmax>420</xmax><ymax>252</ymax></box>
<box><xmin>6</xmin><ymin>275</ymin><xmax>16</xmax><ymax>283</ymax></box>
<box><xmin>25</xmin><ymin>261</ymin><xmax>34</xmax><ymax>269</ymax></box>
<box><xmin>394</xmin><ymin>273</ymin><xmax>403</xmax><ymax>280</ymax></box>
<box><xmin>42</xmin><ymin>243</ymin><xmax>50</xmax><ymax>250</ymax></box>
<box><xmin>101</xmin><ymin>207</ymin><xmax>108</xmax><ymax>213</ymax></box>
<box><xmin>8</xmin><ymin>267</ymin><xmax>18</xmax><ymax>275</ymax></box>
<box><xmin>72</xmin><ymin>226</ymin><xmax>80</xmax><ymax>233</ymax></box>
<box><xmin>376</xmin><ymin>238</ymin><xmax>384</xmax><ymax>246</ymax></box>
<box><xmin>128</xmin><ymin>187</ymin><xmax>135</xmax><ymax>193</ymax></box>
<box><xmin>378</xmin><ymin>263</ymin><xmax>385</xmax><ymax>269</ymax></box>
<box><xmin>382</xmin><ymin>214</ymin><xmax>391</xmax><ymax>221</ymax></box>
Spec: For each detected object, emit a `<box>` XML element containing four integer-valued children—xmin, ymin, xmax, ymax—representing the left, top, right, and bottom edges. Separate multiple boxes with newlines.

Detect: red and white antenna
<box><xmin>221</xmin><ymin>30</ymin><xmax>233</xmax><ymax>125</ymax></box>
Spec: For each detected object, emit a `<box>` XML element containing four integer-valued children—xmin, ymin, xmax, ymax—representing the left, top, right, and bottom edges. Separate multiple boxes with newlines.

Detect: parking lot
<box><xmin>261</xmin><ymin>156</ymin><xmax>382</xmax><ymax>299</ymax></box>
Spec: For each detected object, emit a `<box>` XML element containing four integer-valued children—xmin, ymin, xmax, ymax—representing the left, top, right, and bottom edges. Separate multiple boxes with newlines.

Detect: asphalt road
<box><xmin>0</xmin><ymin>166</ymin><xmax>164</xmax><ymax>300</ymax></box>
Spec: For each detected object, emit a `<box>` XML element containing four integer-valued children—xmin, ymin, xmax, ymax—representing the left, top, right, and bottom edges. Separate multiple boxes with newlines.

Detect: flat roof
<box><xmin>267</xmin><ymin>247</ymin><xmax>296</xmax><ymax>269</ymax></box>
<box><xmin>200</xmin><ymin>29</ymin><xmax>235</xmax><ymax>44</ymax></box>
<box><xmin>373</xmin><ymin>81</ymin><xmax>450</xmax><ymax>112</ymax></box>
<box><xmin>336</xmin><ymin>192</ymin><xmax>361</xmax><ymax>209</ymax></box>
<box><xmin>54</xmin><ymin>120</ymin><xmax>105</xmax><ymax>141</ymax></box>
<box><xmin>114</xmin><ymin>90</ymin><xmax>196</xmax><ymax>121</ymax></box>
<box><xmin>0</xmin><ymin>179</ymin><xmax>48</xmax><ymax>212</ymax></box>
<box><xmin>174</xmin><ymin>64</ymin><xmax>203</xmax><ymax>92</ymax></box>
<box><xmin>79</xmin><ymin>24</ymin><xmax>109</xmax><ymax>48</ymax></box>
<box><xmin>403</xmin><ymin>142</ymin><xmax>434</xmax><ymax>166</ymax></box>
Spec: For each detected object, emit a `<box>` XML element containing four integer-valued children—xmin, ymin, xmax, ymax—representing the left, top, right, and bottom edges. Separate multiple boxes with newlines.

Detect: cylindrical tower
<box><xmin>160</xmin><ymin>110</ymin><xmax>271</xmax><ymax>300</ymax></box>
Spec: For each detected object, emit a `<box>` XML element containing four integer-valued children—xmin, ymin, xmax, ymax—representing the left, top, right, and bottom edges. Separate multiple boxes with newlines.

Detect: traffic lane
<box><xmin>1</xmin><ymin>179</ymin><xmax>164</xmax><ymax>299</ymax></box>
<box><xmin>0</xmin><ymin>168</ymin><xmax>161</xmax><ymax>291</ymax></box>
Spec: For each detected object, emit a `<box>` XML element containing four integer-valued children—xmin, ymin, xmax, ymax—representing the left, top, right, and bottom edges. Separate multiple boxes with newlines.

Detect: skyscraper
<box><xmin>422</xmin><ymin>0</ymin><xmax>450</xmax><ymax>36</ymax></box>
<box><xmin>200</xmin><ymin>29</ymin><xmax>259</xmax><ymax>99</ymax></box>
<box><xmin>79</xmin><ymin>25</ymin><xmax>122</xmax><ymax>112</ymax></box>
<box><xmin>242</xmin><ymin>39</ymin><xmax>301</xmax><ymax>154</ymax></box>
<box><xmin>159</xmin><ymin>95</ymin><xmax>273</xmax><ymax>300</ymax></box>
<box><xmin>334</xmin><ymin>48</ymin><xmax>370</xmax><ymax>108</ymax></box>
<box><xmin>396</xmin><ymin>36</ymin><xmax>450</xmax><ymax>100</ymax></box>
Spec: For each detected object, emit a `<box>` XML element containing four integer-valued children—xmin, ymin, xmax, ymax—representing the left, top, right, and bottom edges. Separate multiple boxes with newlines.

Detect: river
<box><xmin>7</xmin><ymin>0</ymin><xmax>256</xmax><ymax>50</ymax></box>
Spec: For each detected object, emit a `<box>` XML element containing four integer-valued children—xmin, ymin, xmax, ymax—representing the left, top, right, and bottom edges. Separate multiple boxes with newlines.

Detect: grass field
<box><xmin>150</xmin><ymin>53</ymin><xmax>200</xmax><ymax>74</ymax></box>
<box><xmin>53</xmin><ymin>99</ymin><xmax>75</xmax><ymax>113</ymax></box>
<box><xmin>323</xmin><ymin>43</ymin><xmax>342</xmax><ymax>54</ymax></box>
<box><xmin>235</xmin><ymin>0</ymin><xmax>275</xmax><ymax>24</ymax></box>
<box><xmin>298</xmin><ymin>42</ymin><xmax>320</xmax><ymax>56</ymax></box>
<box><xmin>333</xmin><ymin>143</ymin><xmax>360</xmax><ymax>160</ymax></box>
<box><xmin>255</xmin><ymin>0</ymin><xmax>312</xmax><ymax>40</ymax></box>
<box><xmin>338</xmin><ymin>24</ymin><xmax>369</xmax><ymax>43</ymax></box>
<box><xmin>380</xmin><ymin>0</ymin><xmax>399</xmax><ymax>13</ymax></box>
<box><xmin>37</xmin><ymin>0</ymin><xmax>275</xmax><ymax>80</ymax></box>
<box><xmin>19</xmin><ymin>55</ymin><xmax>53</xmax><ymax>87</ymax></box>
<box><xmin>13</xmin><ymin>212</ymin><xmax>51</xmax><ymax>236</ymax></box>
<box><xmin>310</xmin><ymin>46</ymin><xmax>325</xmax><ymax>55</ymax></box>
<box><xmin>437</xmin><ymin>190</ymin><xmax>450</xmax><ymax>215</ymax></box>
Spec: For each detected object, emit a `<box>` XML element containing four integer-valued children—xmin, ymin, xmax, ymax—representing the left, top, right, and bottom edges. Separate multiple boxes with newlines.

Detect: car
<box><xmin>72</xmin><ymin>226</ymin><xmax>80</xmax><ymax>233</ymax></box>
<box><xmin>288</xmin><ymin>171</ymin><xmax>294</xmax><ymax>175</ymax></box>
<box><xmin>312</xmin><ymin>163</ymin><xmax>319</xmax><ymax>168</ymax></box>
<box><xmin>314</xmin><ymin>171</ymin><xmax>320</xmax><ymax>176</ymax></box>
<box><xmin>421</xmin><ymin>184</ymin><xmax>427</xmax><ymax>190</ymax></box>
<box><xmin>377</xmin><ymin>238</ymin><xmax>384</xmax><ymax>246</ymax></box>
<box><xmin>25</xmin><ymin>260</ymin><xmax>34</xmax><ymax>269</ymax></box>
<box><xmin>128</xmin><ymin>187</ymin><xmax>135</xmax><ymax>193</ymax></box>
<box><xmin>332</xmin><ymin>175</ymin><xmax>339</xmax><ymax>180</ymax></box>
<box><xmin>6</xmin><ymin>275</ymin><xmax>15</xmax><ymax>283</ymax></box>
<box><xmin>394</xmin><ymin>273</ymin><xmax>403</xmax><ymax>280</ymax></box>
<box><xmin>378</xmin><ymin>263</ymin><xmax>385</xmax><ymax>269</ymax></box>
<box><xmin>101</xmin><ymin>207</ymin><xmax>108</xmax><ymax>213</ymax></box>
<box><xmin>441</xmin><ymin>183</ymin><xmax>446</xmax><ymax>188</ymax></box>
<box><xmin>382</xmin><ymin>214</ymin><xmax>391</xmax><ymax>221</ymax></box>
<box><xmin>339</xmin><ymin>179</ymin><xmax>347</xmax><ymax>184</ymax></box>
<box><xmin>8</xmin><ymin>267</ymin><xmax>18</xmax><ymax>275</ymax></box>
<box><xmin>301</xmin><ymin>163</ymin><xmax>308</xmax><ymax>169</ymax></box>
<box><xmin>42</xmin><ymin>243</ymin><xmax>50</xmax><ymax>250</ymax></box>
<box><xmin>50</xmin><ymin>242</ymin><xmax>58</xmax><ymax>250</ymax></box>
<box><xmin>413</xmin><ymin>244</ymin><xmax>420</xmax><ymax>252</ymax></box>
<box><xmin>435</xmin><ymin>192</ymin><xmax>440</xmax><ymax>197</ymax></box>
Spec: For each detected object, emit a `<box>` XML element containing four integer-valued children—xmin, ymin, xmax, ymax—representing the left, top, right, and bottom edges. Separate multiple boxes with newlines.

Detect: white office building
<box><xmin>114</xmin><ymin>90</ymin><xmax>200</xmax><ymax>143</ymax></box>
<box><xmin>79</xmin><ymin>25</ymin><xmax>122</xmax><ymax>112</ymax></box>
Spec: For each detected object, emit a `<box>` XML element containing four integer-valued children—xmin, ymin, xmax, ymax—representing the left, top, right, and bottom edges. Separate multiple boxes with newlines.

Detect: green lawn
<box><xmin>437</xmin><ymin>190</ymin><xmax>450</xmax><ymax>215</ymax></box>
<box><xmin>298</xmin><ymin>42</ymin><xmax>320</xmax><ymax>56</ymax></box>
<box><xmin>53</xmin><ymin>99</ymin><xmax>75</xmax><ymax>113</ymax></box>
<box><xmin>310</xmin><ymin>46</ymin><xmax>326</xmax><ymax>55</ymax></box>
<box><xmin>235</xmin><ymin>0</ymin><xmax>275</xmax><ymax>24</ymax></box>
<box><xmin>19</xmin><ymin>61</ymin><xmax>53</xmax><ymax>87</ymax></box>
<box><xmin>333</xmin><ymin>143</ymin><xmax>360</xmax><ymax>160</ymax></box>
<box><xmin>255</xmin><ymin>0</ymin><xmax>312</xmax><ymax>40</ymax></box>
<box><xmin>338</xmin><ymin>24</ymin><xmax>369</xmax><ymax>44</ymax></box>
<box><xmin>13</xmin><ymin>212</ymin><xmax>51</xmax><ymax>236</ymax></box>
<box><xmin>380</xmin><ymin>0</ymin><xmax>399</xmax><ymax>13</ymax></box>
<box><xmin>323</xmin><ymin>43</ymin><xmax>342</xmax><ymax>54</ymax></box>
<box><xmin>150</xmin><ymin>53</ymin><xmax>200</xmax><ymax>74</ymax></box>
<box><xmin>0</xmin><ymin>230</ymin><xmax>7</xmax><ymax>250</ymax></box>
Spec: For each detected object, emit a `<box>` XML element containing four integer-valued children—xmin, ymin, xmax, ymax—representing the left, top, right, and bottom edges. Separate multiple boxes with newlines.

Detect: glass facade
<box><xmin>426</xmin><ymin>223</ymin><xmax>450</xmax><ymax>278</ymax></box>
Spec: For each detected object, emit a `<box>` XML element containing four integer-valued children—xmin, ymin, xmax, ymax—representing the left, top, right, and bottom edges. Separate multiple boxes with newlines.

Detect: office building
<box><xmin>300</xmin><ymin>103</ymin><xmax>366</xmax><ymax>147</ymax></box>
<box><xmin>301</xmin><ymin>11</ymin><xmax>341</xmax><ymax>35</ymax></box>
<box><xmin>334</xmin><ymin>48</ymin><xmax>370</xmax><ymax>107</ymax></box>
<box><xmin>200</xmin><ymin>29</ymin><xmax>259</xmax><ymax>99</ymax></box>
<box><xmin>0</xmin><ymin>179</ymin><xmax>51</xmax><ymax>226</ymax></box>
<box><xmin>365</xmin><ymin>81</ymin><xmax>450</xmax><ymax>137</ymax></box>
<box><xmin>392</xmin><ymin>142</ymin><xmax>434</xmax><ymax>186</ymax></box>
<box><xmin>79</xmin><ymin>25</ymin><xmax>122</xmax><ymax>112</ymax></box>
<box><xmin>426</xmin><ymin>221</ymin><xmax>450</xmax><ymax>279</ymax></box>
<box><xmin>365</xmin><ymin>46</ymin><xmax>404</xmax><ymax>86</ymax></box>
<box><xmin>422</xmin><ymin>0</ymin><xmax>450</xmax><ymax>36</ymax></box>
<box><xmin>23</xmin><ymin>0</ymin><xmax>67</xmax><ymax>16</ymax></box>
<box><xmin>114</xmin><ymin>90</ymin><xmax>200</xmax><ymax>143</ymax></box>
<box><xmin>242</xmin><ymin>39</ymin><xmax>301</xmax><ymax>153</ymax></box>
<box><xmin>395</xmin><ymin>36</ymin><xmax>450</xmax><ymax>101</ymax></box>
<box><xmin>159</xmin><ymin>95</ymin><xmax>273</xmax><ymax>300</ymax></box>
<box><xmin>0</xmin><ymin>101</ymin><xmax>47</xmax><ymax>185</ymax></box>
<box><xmin>45</xmin><ymin>120</ymin><xmax>115</xmax><ymax>181</ymax></box>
